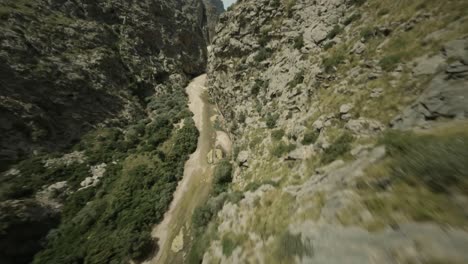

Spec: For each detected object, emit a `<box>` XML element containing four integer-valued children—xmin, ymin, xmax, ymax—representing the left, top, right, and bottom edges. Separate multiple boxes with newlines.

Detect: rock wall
<box><xmin>0</xmin><ymin>0</ymin><xmax>210</xmax><ymax>170</ymax></box>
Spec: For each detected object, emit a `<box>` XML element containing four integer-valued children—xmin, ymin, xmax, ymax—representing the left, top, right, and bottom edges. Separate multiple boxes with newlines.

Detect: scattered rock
<box><xmin>44</xmin><ymin>151</ymin><xmax>86</xmax><ymax>169</ymax></box>
<box><xmin>346</xmin><ymin>118</ymin><xmax>385</xmax><ymax>136</ymax></box>
<box><xmin>339</xmin><ymin>104</ymin><xmax>354</xmax><ymax>115</ymax></box>
<box><xmin>412</xmin><ymin>55</ymin><xmax>446</xmax><ymax>76</ymax></box>
<box><xmin>79</xmin><ymin>163</ymin><xmax>107</xmax><ymax>190</ymax></box>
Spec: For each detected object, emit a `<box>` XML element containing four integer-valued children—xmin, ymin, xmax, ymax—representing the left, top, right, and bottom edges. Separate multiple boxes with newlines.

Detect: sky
<box><xmin>222</xmin><ymin>0</ymin><xmax>236</xmax><ymax>8</ymax></box>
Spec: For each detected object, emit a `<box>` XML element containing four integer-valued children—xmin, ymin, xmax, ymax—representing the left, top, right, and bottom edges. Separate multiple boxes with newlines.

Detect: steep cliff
<box><xmin>0</xmin><ymin>0</ymin><xmax>213</xmax><ymax>263</ymax></box>
<box><xmin>196</xmin><ymin>0</ymin><xmax>468</xmax><ymax>263</ymax></box>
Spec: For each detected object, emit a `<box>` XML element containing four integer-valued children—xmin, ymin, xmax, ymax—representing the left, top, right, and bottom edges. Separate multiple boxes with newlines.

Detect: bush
<box><xmin>321</xmin><ymin>132</ymin><xmax>354</xmax><ymax>164</ymax></box>
<box><xmin>258</xmin><ymin>31</ymin><xmax>270</xmax><ymax>46</ymax></box>
<box><xmin>271</xmin><ymin>129</ymin><xmax>285</xmax><ymax>141</ymax></box>
<box><xmin>302</xmin><ymin>129</ymin><xmax>319</xmax><ymax>145</ymax></box>
<box><xmin>251</xmin><ymin>79</ymin><xmax>268</xmax><ymax>95</ymax></box>
<box><xmin>293</xmin><ymin>35</ymin><xmax>304</xmax><ymax>50</ymax></box>
<box><xmin>349</xmin><ymin>0</ymin><xmax>366</xmax><ymax>6</ymax></box>
<box><xmin>254</xmin><ymin>48</ymin><xmax>272</xmax><ymax>62</ymax></box>
<box><xmin>326</xmin><ymin>25</ymin><xmax>342</xmax><ymax>40</ymax></box>
<box><xmin>266</xmin><ymin>113</ymin><xmax>279</xmax><ymax>129</ymax></box>
<box><xmin>272</xmin><ymin>142</ymin><xmax>296</xmax><ymax>158</ymax></box>
<box><xmin>287</xmin><ymin>70</ymin><xmax>305</xmax><ymax>89</ymax></box>
<box><xmin>343</xmin><ymin>13</ymin><xmax>362</xmax><ymax>25</ymax></box>
<box><xmin>322</xmin><ymin>53</ymin><xmax>345</xmax><ymax>73</ymax></box>
<box><xmin>213</xmin><ymin>160</ymin><xmax>233</xmax><ymax>194</ymax></box>
<box><xmin>380</xmin><ymin>130</ymin><xmax>468</xmax><ymax>193</ymax></box>
<box><xmin>360</xmin><ymin>27</ymin><xmax>375</xmax><ymax>42</ymax></box>
<box><xmin>379</xmin><ymin>54</ymin><xmax>401</xmax><ymax>71</ymax></box>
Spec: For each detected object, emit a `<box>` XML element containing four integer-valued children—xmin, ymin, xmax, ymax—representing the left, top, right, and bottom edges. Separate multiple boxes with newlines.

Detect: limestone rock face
<box><xmin>0</xmin><ymin>0</ymin><xmax>210</xmax><ymax>169</ymax></box>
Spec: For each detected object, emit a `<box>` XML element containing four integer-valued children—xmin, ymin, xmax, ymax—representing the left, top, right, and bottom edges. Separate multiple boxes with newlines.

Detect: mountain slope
<box><xmin>195</xmin><ymin>0</ymin><xmax>468</xmax><ymax>263</ymax></box>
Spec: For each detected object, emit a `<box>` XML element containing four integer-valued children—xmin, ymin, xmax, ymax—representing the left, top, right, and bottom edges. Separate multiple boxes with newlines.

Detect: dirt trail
<box><xmin>144</xmin><ymin>74</ymin><xmax>230</xmax><ymax>264</ymax></box>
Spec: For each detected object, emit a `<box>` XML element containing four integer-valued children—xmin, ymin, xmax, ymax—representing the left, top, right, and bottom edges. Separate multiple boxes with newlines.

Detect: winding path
<box><xmin>144</xmin><ymin>74</ymin><xmax>231</xmax><ymax>264</ymax></box>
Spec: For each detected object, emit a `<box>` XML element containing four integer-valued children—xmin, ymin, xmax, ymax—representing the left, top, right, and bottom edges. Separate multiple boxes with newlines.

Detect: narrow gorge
<box><xmin>1</xmin><ymin>0</ymin><xmax>468</xmax><ymax>264</ymax></box>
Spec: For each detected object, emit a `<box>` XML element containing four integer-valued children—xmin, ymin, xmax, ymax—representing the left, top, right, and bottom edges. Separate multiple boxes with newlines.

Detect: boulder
<box><xmin>339</xmin><ymin>103</ymin><xmax>354</xmax><ymax>115</ymax></box>
<box><xmin>237</xmin><ymin>150</ymin><xmax>250</xmax><ymax>167</ymax></box>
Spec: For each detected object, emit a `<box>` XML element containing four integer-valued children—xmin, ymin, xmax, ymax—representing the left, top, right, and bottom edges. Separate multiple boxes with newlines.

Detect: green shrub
<box><xmin>380</xmin><ymin>130</ymin><xmax>468</xmax><ymax>193</ymax></box>
<box><xmin>302</xmin><ymin>129</ymin><xmax>319</xmax><ymax>145</ymax></box>
<box><xmin>349</xmin><ymin>0</ymin><xmax>366</xmax><ymax>6</ymax></box>
<box><xmin>258</xmin><ymin>31</ymin><xmax>270</xmax><ymax>46</ymax></box>
<box><xmin>321</xmin><ymin>132</ymin><xmax>354</xmax><ymax>164</ymax></box>
<box><xmin>222</xmin><ymin>235</ymin><xmax>236</xmax><ymax>257</ymax></box>
<box><xmin>322</xmin><ymin>53</ymin><xmax>345</xmax><ymax>73</ymax></box>
<box><xmin>271</xmin><ymin>129</ymin><xmax>285</xmax><ymax>141</ymax></box>
<box><xmin>251</xmin><ymin>79</ymin><xmax>268</xmax><ymax>95</ymax></box>
<box><xmin>323</xmin><ymin>41</ymin><xmax>336</xmax><ymax>50</ymax></box>
<box><xmin>293</xmin><ymin>35</ymin><xmax>304</xmax><ymax>50</ymax></box>
<box><xmin>343</xmin><ymin>13</ymin><xmax>362</xmax><ymax>25</ymax></box>
<box><xmin>272</xmin><ymin>142</ymin><xmax>296</xmax><ymax>158</ymax></box>
<box><xmin>287</xmin><ymin>70</ymin><xmax>305</xmax><ymax>89</ymax></box>
<box><xmin>254</xmin><ymin>48</ymin><xmax>272</xmax><ymax>62</ymax></box>
<box><xmin>213</xmin><ymin>160</ymin><xmax>233</xmax><ymax>195</ymax></box>
<box><xmin>238</xmin><ymin>112</ymin><xmax>246</xmax><ymax>123</ymax></box>
<box><xmin>266</xmin><ymin>113</ymin><xmax>279</xmax><ymax>129</ymax></box>
<box><xmin>326</xmin><ymin>25</ymin><xmax>342</xmax><ymax>40</ymax></box>
<box><xmin>379</xmin><ymin>54</ymin><xmax>401</xmax><ymax>71</ymax></box>
<box><xmin>360</xmin><ymin>27</ymin><xmax>375</xmax><ymax>42</ymax></box>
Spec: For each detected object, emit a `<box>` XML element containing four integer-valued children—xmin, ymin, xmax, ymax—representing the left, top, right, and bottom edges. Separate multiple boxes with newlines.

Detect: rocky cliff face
<box><xmin>0</xmin><ymin>0</ymin><xmax>209</xmax><ymax>170</ymax></box>
<box><xmin>202</xmin><ymin>0</ymin><xmax>468</xmax><ymax>263</ymax></box>
<box><xmin>203</xmin><ymin>0</ymin><xmax>225</xmax><ymax>43</ymax></box>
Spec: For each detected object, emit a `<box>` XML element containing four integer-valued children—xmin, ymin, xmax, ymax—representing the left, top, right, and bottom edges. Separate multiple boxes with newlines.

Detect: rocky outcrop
<box><xmin>392</xmin><ymin>38</ymin><xmax>468</xmax><ymax>129</ymax></box>
<box><xmin>0</xmin><ymin>0</ymin><xmax>209</xmax><ymax>170</ymax></box>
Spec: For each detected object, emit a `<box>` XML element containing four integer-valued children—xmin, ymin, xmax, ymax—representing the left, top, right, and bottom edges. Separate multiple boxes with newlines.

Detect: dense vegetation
<box><xmin>0</xmin><ymin>90</ymin><xmax>199</xmax><ymax>263</ymax></box>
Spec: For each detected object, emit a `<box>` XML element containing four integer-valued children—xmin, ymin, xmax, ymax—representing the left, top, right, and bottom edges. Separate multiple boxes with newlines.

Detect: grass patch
<box><xmin>358</xmin><ymin>127</ymin><xmax>468</xmax><ymax>230</ymax></box>
<box><xmin>380</xmin><ymin>129</ymin><xmax>468</xmax><ymax>193</ymax></box>
<box><xmin>271</xmin><ymin>142</ymin><xmax>296</xmax><ymax>158</ymax></box>
<box><xmin>379</xmin><ymin>54</ymin><xmax>401</xmax><ymax>71</ymax></box>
